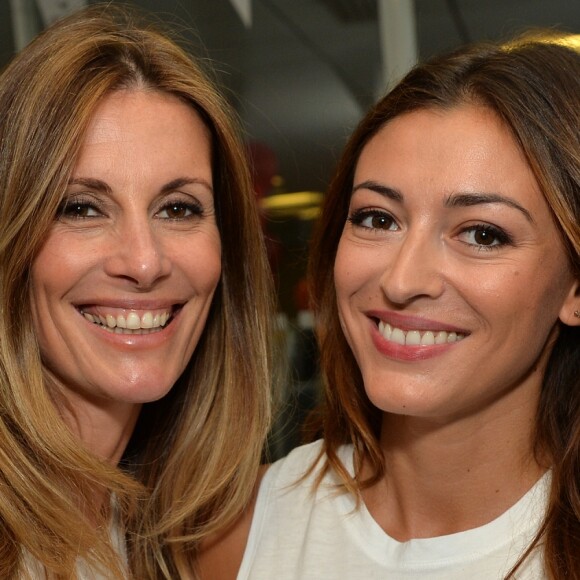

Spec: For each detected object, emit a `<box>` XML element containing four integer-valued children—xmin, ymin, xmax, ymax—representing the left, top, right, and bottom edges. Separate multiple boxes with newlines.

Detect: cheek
<box><xmin>178</xmin><ymin>235</ymin><xmax>222</xmax><ymax>293</ymax></box>
<box><xmin>333</xmin><ymin>248</ymin><xmax>350</xmax><ymax>301</ymax></box>
<box><xmin>334</xmin><ymin>240</ymin><xmax>378</xmax><ymax>349</ymax></box>
<box><xmin>335</xmin><ymin>237</ymin><xmax>362</xmax><ymax>298</ymax></box>
<box><xmin>463</xmin><ymin>259</ymin><xmax>572</xmax><ymax>344</ymax></box>
<box><xmin>30</xmin><ymin>243</ymin><xmax>69</xmax><ymax>322</ymax></box>
<box><xmin>31</xmin><ymin>242</ymin><xmax>61</xmax><ymax>297</ymax></box>
<box><xmin>205</xmin><ymin>254</ymin><xmax>222</xmax><ymax>294</ymax></box>
<box><xmin>334</xmin><ymin>242</ymin><xmax>355</xmax><ymax>343</ymax></box>
<box><xmin>30</xmin><ymin>232</ymin><xmax>95</xmax><ymax>295</ymax></box>
<box><xmin>334</xmin><ymin>245</ymin><xmax>358</xmax><ymax>326</ymax></box>
<box><xmin>334</xmin><ymin>238</ymin><xmax>383</xmax><ymax>304</ymax></box>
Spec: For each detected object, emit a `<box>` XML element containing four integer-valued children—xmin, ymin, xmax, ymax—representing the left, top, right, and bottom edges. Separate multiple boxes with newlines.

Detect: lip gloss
<box><xmin>367</xmin><ymin>314</ymin><xmax>467</xmax><ymax>362</ymax></box>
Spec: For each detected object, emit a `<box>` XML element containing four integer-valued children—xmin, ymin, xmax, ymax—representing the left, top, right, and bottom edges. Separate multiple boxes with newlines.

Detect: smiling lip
<box><xmin>367</xmin><ymin>310</ymin><xmax>469</xmax><ymax>361</ymax></box>
<box><xmin>77</xmin><ymin>303</ymin><xmax>182</xmax><ymax>335</ymax></box>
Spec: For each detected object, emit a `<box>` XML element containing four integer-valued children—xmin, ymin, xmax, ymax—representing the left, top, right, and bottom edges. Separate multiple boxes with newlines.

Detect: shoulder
<box><xmin>268</xmin><ymin>439</ymin><xmax>326</xmax><ymax>483</ymax></box>
<box><xmin>237</xmin><ymin>441</ymin><xmax>358</xmax><ymax>579</ymax></box>
<box><xmin>197</xmin><ymin>441</ymin><xmax>328</xmax><ymax>580</ymax></box>
<box><xmin>246</xmin><ymin>440</ymin><xmax>336</xmax><ymax>533</ymax></box>
<box><xmin>197</xmin><ymin>464</ymin><xmax>269</xmax><ymax>580</ymax></box>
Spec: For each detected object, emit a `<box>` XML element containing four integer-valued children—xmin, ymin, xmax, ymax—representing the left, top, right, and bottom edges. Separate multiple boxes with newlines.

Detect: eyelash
<box><xmin>57</xmin><ymin>196</ymin><xmax>204</xmax><ymax>221</ymax></box>
<box><xmin>348</xmin><ymin>209</ymin><xmax>513</xmax><ymax>251</ymax></box>
<box><xmin>458</xmin><ymin>223</ymin><xmax>513</xmax><ymax>251</ymax></box>
<box><xmin>347</xmin><ymin>208</ymin><xmax>397</xmax><ymax>232</ymax></box>
<box><xmin>58</xmin><ymin>196</ymin><xmax>102</xmax><ymax>219</ymax></box>
<box><xmin>156</xmin><ymin>200</ymin><xmax>203</xmax><ymax>220</ymax></box>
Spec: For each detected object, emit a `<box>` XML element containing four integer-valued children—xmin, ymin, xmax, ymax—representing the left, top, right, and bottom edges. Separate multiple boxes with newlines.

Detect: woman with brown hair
<box><xmin>0</xmin><ymin>5</ymin><xmax>273</xmax><ymax>578</ymax></box>
<box><xmin>207</xmin><ymin>31</ymin><xmax>580</xmax><ymax>579</ymax></box>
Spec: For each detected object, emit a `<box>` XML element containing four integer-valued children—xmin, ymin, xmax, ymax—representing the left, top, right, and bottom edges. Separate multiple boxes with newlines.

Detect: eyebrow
<box><xmin>352</xmin><ymin>180</ymin><xmax>534</xmax><ymax>224</ymax></box>
<box><xmin>160</xmin><ymin>177</ymin><xmax>214</xmax><ymax>195</ymax></box>
<box><xmin>445</xmin><ymin>192</ymin><xmax>534</xmax><ymax>223</ymax></box>
<box><xmin>68</xmin><ymin>177</ymin><xmax>111</xmax><ymax>194</ymax></box>
<box><xmin>68</xmin><ymin>176</ymin><xmax>214</xmax><ymax>195</ymax></box>
<box><xmin>352</xmin><ymin>180</ymin><xmax>403</xmax><ymax>202</ymax></box>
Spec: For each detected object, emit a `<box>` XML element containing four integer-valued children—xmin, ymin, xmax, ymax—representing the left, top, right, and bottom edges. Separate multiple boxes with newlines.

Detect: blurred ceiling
<box><xmin>1</xmin><ymin>0</ymin><xmax>579</xmax><ymax>192</ymax></box>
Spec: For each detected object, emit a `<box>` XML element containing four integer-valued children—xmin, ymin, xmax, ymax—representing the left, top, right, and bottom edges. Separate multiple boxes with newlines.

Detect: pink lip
<box><xmin>366</xmin><ymin>309</ymin><xmax>468</xmax><ymax>334</ymax></box>
<box><xmin>370</xmin><ymin>326</ymin><xmax>454</xmax><ymax>361</ymax></box>
<box><xmin>75</xmin><ymin>298</ymin><xmax>183</xmax><ymax>310</ymax></box>
<box><xmin>366</xmin><ymin>313</ymin><xmax>468</xmax><ymax>362</ymax></box>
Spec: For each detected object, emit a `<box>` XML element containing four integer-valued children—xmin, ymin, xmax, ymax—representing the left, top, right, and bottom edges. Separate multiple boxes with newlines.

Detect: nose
<box><xmin>379</xmin><ymin>227</ymin><xmax>445</xmax><ymax>305</ymax></box>
<box><xmin>104</xmin><ymin>220</ymin><xmax>171</xmax><ymax>289</ymax></box>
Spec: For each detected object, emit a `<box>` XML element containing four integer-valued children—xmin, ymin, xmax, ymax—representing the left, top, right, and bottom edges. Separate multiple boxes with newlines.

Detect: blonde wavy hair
<box><xmin>0</xmin><ymin>5</ymin><xmax>273</xmax><ymax>578</ymax></box>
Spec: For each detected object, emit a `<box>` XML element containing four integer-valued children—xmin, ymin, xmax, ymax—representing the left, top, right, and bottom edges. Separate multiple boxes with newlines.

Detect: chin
<box><xmin>364</xmin><ymin>383</ymin><xmax>442</xmax><ymax>418</ymax></box>
<box><xmin>115</xmin><ymin>380</ymin><xmax>178</xmax><ymax>405</ymax></box>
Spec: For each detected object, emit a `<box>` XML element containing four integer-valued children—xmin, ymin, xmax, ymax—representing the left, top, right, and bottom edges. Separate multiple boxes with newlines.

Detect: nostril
<box><xmin>103</xmin><ymin>243</ymin><xmax>171</xmax><ymax>288</ymax></box>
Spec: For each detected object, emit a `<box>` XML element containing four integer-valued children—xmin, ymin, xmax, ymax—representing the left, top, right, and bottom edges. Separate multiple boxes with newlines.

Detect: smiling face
<box><xmin>334</xmin><ymin>105</ymin><xmax>578</xmax><ymax>423</ymax></box>
<box><xmin>30</xmin><ymin>90</ymin><xmax>221</xmax><ymax>439</ymax></box>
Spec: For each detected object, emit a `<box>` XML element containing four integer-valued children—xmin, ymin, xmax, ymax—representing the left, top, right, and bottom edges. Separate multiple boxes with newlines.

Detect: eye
<box><xmin>459</xmin><ymin>224</ymin><xmax>512</xmax><ymax>249</ymax></box>
<box><xmin>348</xmin><ymin>209</ymin><xmax>398</xmax><ymax>231</ymax></box>
<box><xmin>58</xmin><ymin>197</ymin><xmax>101</xmax><ymax>219</ymax></box>
<box><xmin>156</xmin><ymin>201</ymin><xmax>202</xmax><ymax>220</ymax></box>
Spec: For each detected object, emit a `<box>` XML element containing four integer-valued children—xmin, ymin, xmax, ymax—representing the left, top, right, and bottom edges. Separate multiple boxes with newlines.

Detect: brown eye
<box><xmin>165</xmin><ymin>204</ymin><xmax>189</xmax><ymax>219</ymax></box>
<box><xmin>58</xmin><ymin>199</ymin><xmax>100</xmax><ymax>219</ymax></box>
<box><xmin>460</xmin><ymin>224</ymin><xmax>511</xmax><ymax>250</ymax></box>
<box><xmin>157</xmin><ymin>201</ymin><xmax>202</xmax><ymax>220</ymax></box>
<box><xmin>348</xmin><ymin>209</ymin><xmax>399</xmax><ymax>232</ymax></box>
<box><xmin>359</xmin><ymin>212</ymin><xmax>397</xmax><ymax>230</ymax></box>
<box><xmin>473</xmin><ymin>228</ymin><xmax>497</xmax><ymax>245</ymax></box>
<box><xmin>370</xmin><ymin>214</ymin><xmax>395</xmax><ymax>229</ymax></box>
<box><xmin>69</xmin><ymin>204</ymin><xmax>91</xmax><ymax>217</ymax></box>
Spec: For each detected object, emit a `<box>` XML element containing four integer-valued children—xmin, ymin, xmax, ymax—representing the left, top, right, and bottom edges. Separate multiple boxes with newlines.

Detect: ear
<box><xmin>559</xmin><ymin>278</ymin><xmax>580</xmax><ymax>326</ymax></box>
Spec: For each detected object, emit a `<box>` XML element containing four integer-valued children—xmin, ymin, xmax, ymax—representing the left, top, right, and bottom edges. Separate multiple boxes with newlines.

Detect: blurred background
<box><xmin>3</xmin><ymin>0</ymin><xmax>579</xmax><ymax>454</ymax></box>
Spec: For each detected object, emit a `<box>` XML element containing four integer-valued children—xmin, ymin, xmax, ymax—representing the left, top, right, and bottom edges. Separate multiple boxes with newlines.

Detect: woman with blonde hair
<box><xmin>205</xmin><ymin>31</ymin><xmax>580</xmax><ymax>580</ymax></box>
<box><xmin>0</xmin><ymin>5</ymin><xmax>272</xmax><ymax>578</ymax></box>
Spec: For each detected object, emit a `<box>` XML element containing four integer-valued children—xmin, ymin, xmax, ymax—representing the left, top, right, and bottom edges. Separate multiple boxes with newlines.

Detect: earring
<box><xmin>575</xmin><ymin>310</ymin><xmax>580</xmax><ymax>318</ymax></box>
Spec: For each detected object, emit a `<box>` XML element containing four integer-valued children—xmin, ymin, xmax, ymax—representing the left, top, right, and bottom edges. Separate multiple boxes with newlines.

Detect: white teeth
<box><xmin>126</xmin><ymin>312</ymin><xmax>141</xmax><ymax>330</ymax></box>
<box><xmin>406</xmin><ymin>330</ymin><xmax>421</xmax><ymax>346</ymax></box>
<box><xmin>378</xmin><ymin>321</ymin><xmax>465</xmax><ymax>346</ymax></box>
<box><xmin>82</xmin><ymin>309</ymin><xmax>172</xmax><ymax>332</ymax></box>
<box><xmin>421</xmin><ymin>331</ymin><xmax>435</xmax><ymax>346</ymax></box>
<box><xmin>391</xmin><ymin>327</ymin><xmax>406</xmax><ymax>345</ymax></box>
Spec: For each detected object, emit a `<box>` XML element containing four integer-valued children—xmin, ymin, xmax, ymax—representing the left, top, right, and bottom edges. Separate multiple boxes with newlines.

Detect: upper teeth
<box><xmin>378</xmin><ymin>320</ymin><xmax>465</xmax><ymax>346</ymax></box>
<box><xmin>82</xmin><ymin>310</ymin><xmax>171</xmax><ymax>330</ymax></box>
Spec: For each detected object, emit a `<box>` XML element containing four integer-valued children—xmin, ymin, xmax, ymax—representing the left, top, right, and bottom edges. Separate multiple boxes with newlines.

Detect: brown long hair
<box><xmin>309</xmin><ymin>32</ymin><xmax>580</xmax><ymax>579</ymax></box>
<box><xmin>0</xmin><ymin>5</ymin><xmax>273</xmax><ymax>578</ymax></box>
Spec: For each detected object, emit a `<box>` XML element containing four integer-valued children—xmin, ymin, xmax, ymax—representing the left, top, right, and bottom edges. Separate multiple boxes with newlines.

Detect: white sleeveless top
<box><xmin>239</xmin><ymin>440</ymin><xmax>548</xmax><ymax>579</ymax></box>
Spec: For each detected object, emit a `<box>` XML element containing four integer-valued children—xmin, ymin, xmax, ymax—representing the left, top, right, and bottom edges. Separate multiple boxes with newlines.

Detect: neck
<box><xmin>362</xmin><ymin>385</ymin><xmax>545</xmax><ymax>541</ymax></box>
<box><xmin>59</xmin><ymin>394</ymin><xmax>141</xmax><ymax>465</ymax></box>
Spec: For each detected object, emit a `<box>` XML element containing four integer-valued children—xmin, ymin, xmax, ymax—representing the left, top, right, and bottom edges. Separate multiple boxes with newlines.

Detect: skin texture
<box><xmin>198</xmin><ymin>465</ymin><xmax>269</xmax><ymax>579</ymax></box>
<box><xmin>334</xmin><ymin>105</ymin><xmax>579</xmax><ymax>539</ymax></box>
<box><xmin>336</xmin><ymin>104</ymin><xmax>577</xmax><ymax>423</ymax></box>
<box><xmin>30</xmin><ymin>90</ymin><xmax>221</xmax><ymax>463</ymax></box>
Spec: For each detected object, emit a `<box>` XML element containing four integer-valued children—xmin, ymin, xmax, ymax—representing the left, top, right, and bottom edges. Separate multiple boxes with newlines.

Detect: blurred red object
<box><xmin>247</xmin><ymin>140</ymin><xmax>278</xmax><ymax>198</ymax></box>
